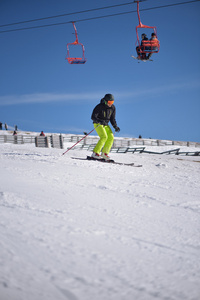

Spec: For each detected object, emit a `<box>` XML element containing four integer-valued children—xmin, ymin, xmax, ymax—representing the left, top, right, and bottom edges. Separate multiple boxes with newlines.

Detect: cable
<box><xmin>0</xmin><ymin>0</ymin><xmax>199</xmax><ymax>34</ymax></box>
<box><xmin>0</xmin><ymin>2</ymin><xmax>135</xmax><ymax>28</ymax></box>
<box><xmin>0</xmin><ymin>0</ymin><xmax>150</xmax><ymax>28</ymax></box>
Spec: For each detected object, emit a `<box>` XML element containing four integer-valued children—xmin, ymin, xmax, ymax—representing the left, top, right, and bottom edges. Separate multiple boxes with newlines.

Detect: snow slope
<box><xmin>0</xmin><ymin>142</ymin><xmax>200</xmax><ymax>300</ymax></box>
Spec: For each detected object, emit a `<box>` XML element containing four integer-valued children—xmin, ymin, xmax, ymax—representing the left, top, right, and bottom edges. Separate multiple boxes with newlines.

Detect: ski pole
<box><xmin>62</xmin><ymin>125</ymin><xmax>100</xmax><ymax>156</ymax></box>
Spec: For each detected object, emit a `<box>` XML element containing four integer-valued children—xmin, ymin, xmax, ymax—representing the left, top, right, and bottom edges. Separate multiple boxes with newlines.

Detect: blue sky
<box><xmin>0</xmin><ymin>0</ymin><xmax>200</xmax><ymax>142</ymax></box>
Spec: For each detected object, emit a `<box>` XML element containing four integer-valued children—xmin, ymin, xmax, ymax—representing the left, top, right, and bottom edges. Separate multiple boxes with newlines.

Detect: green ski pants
<box><xmin>93</xmin><ymin>123</ymin><xmax>114</xmax><ymax>154</ymax></box>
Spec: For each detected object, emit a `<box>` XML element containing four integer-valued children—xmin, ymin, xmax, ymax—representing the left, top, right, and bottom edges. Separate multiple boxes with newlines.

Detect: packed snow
<box><xmin>0</xmin><ymin>140</ymin><xmax>200</xmax><ymax>300</ymax></box>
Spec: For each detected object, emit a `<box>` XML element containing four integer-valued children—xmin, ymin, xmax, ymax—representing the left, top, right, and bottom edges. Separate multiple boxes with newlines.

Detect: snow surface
<box><xmin>0</xmin><ymin>142</ymin><xmax>200</xmax><ymax>300</ymax></box>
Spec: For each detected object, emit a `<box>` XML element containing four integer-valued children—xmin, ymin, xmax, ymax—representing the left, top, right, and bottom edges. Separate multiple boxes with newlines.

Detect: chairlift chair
<box><xmin>135</xmin><ymin>1</ymin><xmax>160</xmax><ymax>57</ymax></box>
<box><xmin>66</xmin><ymin>22</ymin><xmax>87</xmax><ymax>64</ymax></box>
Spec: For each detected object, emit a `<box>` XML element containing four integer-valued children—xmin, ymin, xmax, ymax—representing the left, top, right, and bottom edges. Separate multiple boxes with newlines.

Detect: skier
<box><xmin>91</xmin><ymin>94</ymin><xmax>120</xmax><ymax>161</ymax></box>
<box><xmin>147</xmin><ymin>32</ymin><xmax>159</xmax><ymax>60</ymax></box>
<box><xmin>136</xmin><ymin>33</ymin><xmax>149</xmax><ymax>60</ymax></box>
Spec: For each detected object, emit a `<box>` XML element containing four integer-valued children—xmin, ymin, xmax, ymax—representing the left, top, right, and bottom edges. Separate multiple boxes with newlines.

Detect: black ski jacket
<box><xmin>91</xmin><ymin>99</ymin><xmax>117</xmax><ymax>128</ymax></box>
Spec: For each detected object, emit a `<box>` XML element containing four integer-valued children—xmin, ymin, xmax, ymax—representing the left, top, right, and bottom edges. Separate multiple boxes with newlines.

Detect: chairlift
<box><xmin>66</xmin><ymin>22</ymin><xmax>86</xmax><ymax>64</ymax></box>
<box><xmin>135</xmin><ymin>0</ymin><xmax>160</xmax><ymax>59</ymax></box>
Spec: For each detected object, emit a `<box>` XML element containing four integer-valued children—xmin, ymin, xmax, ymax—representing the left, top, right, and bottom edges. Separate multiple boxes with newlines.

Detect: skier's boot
<box><xmin>101</xmin><ymin>153</ymin><xmax>112</xmax><ymax>161</ymax></box>
<box><xmin>91</xmin><ymin>152</ymin><xmax>102</xmax><ymax>160</ymax></box>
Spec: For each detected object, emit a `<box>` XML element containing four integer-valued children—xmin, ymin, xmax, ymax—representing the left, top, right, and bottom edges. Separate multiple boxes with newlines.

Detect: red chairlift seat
<box><xmin>66</xmin><ymin>22</ymin><xmax>86</xmax><ymax>64</ymax></box>
<box><xmin>135</xmin><ymin>1</ymin><xmax>160</xmax><ymax>56</ymax></box>
<box><xmin>137</xmin><ymin>35</ymin><xmax>160</xmax><ymax>53</ymax></box>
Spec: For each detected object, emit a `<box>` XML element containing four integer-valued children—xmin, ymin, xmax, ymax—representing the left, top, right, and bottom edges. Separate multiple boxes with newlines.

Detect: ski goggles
<box><xmin>106</xmin><ymin>100</ymin><xmax>114</xmax><ymax>106</ymax></box>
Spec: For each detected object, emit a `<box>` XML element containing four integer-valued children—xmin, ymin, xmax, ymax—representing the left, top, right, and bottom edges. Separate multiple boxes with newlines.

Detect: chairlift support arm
<box><xmin>72</xmin><ymin>21</ymin><xmax>79</xmax><ymax>44</ymax></box>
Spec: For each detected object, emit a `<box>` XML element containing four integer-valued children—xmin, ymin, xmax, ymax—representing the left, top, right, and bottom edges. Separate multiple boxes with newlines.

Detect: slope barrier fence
<box><xmin>0</xmin><ymin>133</ymin><xmax>200</xmax><ymax>156</ymax></box>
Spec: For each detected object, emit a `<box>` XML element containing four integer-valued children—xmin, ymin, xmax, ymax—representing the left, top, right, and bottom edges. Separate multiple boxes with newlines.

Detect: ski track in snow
<box><xmin>0</xmin><ymin>143</ymin><xmax>200</xmax><ymax>300</ymax></box>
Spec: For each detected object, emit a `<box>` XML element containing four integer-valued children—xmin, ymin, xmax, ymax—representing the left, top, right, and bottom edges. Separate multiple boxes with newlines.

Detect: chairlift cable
<box><xmin>0</xmin><ymin>1</ymin><xmax>153</xmax><ymax>28</ymax></box>
<box><xmin>0</xmin><ymin>0</ymin><xmax>199</xmax><ymax>34</ymax></box>
<box><xmin>0</xmin><ymin>2</ymin><xmax>135</xmax><ymax>28</ymax></box>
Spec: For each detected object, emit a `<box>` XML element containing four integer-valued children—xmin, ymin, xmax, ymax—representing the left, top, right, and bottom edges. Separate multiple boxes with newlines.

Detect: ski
<box><xmin>71</xmin><ymin>156</ymin><xmax>142</xmax><ymax>167</ymax></box>
<box><xmin>131</xmin><ymin>55</ymin><xmax>153</xmax><ymax>62</ymax></box>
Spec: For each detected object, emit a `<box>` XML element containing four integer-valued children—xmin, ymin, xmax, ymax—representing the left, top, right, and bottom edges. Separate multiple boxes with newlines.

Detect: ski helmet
<box><xmin>141</xmin><ymin>33</ymin><xmax>147</xmax><ymax>38</ymax></box>
<box><xmin>104</xmin><ymin>94</ymin><xmax>114</xmax><ymax>101</ymax></box>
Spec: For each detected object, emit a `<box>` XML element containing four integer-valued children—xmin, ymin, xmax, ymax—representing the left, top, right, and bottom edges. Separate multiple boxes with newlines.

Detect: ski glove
<box><xmin>114</xmin><ymin>126</ymin><xmax>120</xmax><ymax>132</ymax></box>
